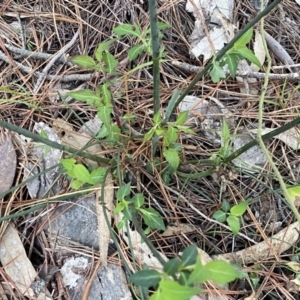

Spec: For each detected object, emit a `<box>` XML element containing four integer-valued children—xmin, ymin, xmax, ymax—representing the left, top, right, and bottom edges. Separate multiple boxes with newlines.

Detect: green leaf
<box><xmin>212</xmin><ymin>210</ymin><xmax>227</xmax><ymax>223</ymax></box>
<box><xmin>114</xmin><ymin>202</ymin><xmax>126</xmax><ymax>214</ymax></box>
<box><xmin>113</xmin><ymin>24</ymin><xmax>140</xmax><ymax>38</ymax></box>
<box><xmin>156</xmin><ymin>128</ymin><xmax>165</xmax><ymax>136</ymax></box>
<box><xmin>132</xmin><ymin>193</ymin><xmax>144</xmax><ymax>209</ymax></box>
<box><xmin>227</xmin><ymin>215</ymin><xmax>240</xmax><ymax>236</ymax></box>
<box><xmin>153</xmin><ymin>112</ymin><xmax>162</xmax><ymax>124</ymax></box>
<box><xmin>159</xmin><ymin>280</ymin><xmax>200</xmax><ymax>300</ymax></box>
<box><xmin>221</xmin><ymin>119</ymin><xmax>230</xmax><ymax>144</ymax></box>
<box><xmin>210</xmin><ymin>63</ymin><xmax>226</xmax><ymax>83</ymax></box>
<box><xmin>94</xmin><ymin>39</ymin><xmax>116</xmax><ymax>62</ymax></box>
<box><xmin>61</xmin><ymin>158</ymin><xmax>76</xmax><ymax>171</ymax></box>
<box><xmin>116</xmin><ymin>183</ymin><xmax>131</xmax><ymax>201</ymax></box>
<box><xmin>164</xmin><ymin>125</ymin><xmax>178</xmax><ymax>146</ymax></box>
<box><xmin>129</xmin><ymin>269</ymin><xmax>161</xmax><ymax>287</ymax></box>
<box><xmin>97</xmin><ymin>105</ymin><xmax>112</xmax><ymax>128</ymax></box>
<box><xmin>175</xmin><ymin>111</ymin><xmax>188</xmax><ymax>125</ymax></box>
<box><xmin>165</xmin><ymin>88</ymin><xmax>181</xmax><ymax>123</ymax></box>
<box><xmin>175</xmin><ymin>125</ymin><xmax>195</xmax><ymax>134</ymax></box>
<box><xmin>221</xmin><ymin>199</ymin><xmax>231</xmax><ymax>213</ymax></box>
<box><xmin>73</xmin><ymin>164</ymin><xmax>94</xmax><ymax>184</ymax></box>
<box><xmin>163</xmin><ymin>148</ymin><xmax>180</xmax><ymax>170</ymax></box>
<box><xmin>157</xmin><ymin>22</ymin><xmax>171</xmax><ymax>30</ymax></box>
<box><xmin>163</xmin><ymin>258</ymin><xmax>181</xmax><ymax>276</ymax></box>
<box><xmin>96</xmin><ymin>125</ymin><xmax>109</xmax><ymax>138</ymax></box>
<box><xmin>71</xmin><ymin>179</ymin><xmax>84</xmax><ymax>190</ymax></box>
<box><xmin>181</xmin><ymin>244</ymin><xmax>198</xmax><ymax>267</ymax></box>
<box><xmin>68</xmin><ymin>89</ymin><xmax>101</xmax><ymax>106</ymax></box>
<box><xmin>103</xmin><ymin>52</ymin><xmax>118</xmax><ymax>74</ymax></box>
<box><xmin>117</xmin><ymin>217</ymin><xmax>126</xmax><ymax>230</ymax></box>
<box><xmin>203</xmin><ymin>260</ymin><xmax>244</xmax><ymax>284</ymax></box>
<box><xmin>128</xmin><ymin>44</ymin><xmax>145</xmax><ymax>61</ymax></box>
<box><xmin>140</xmin><ymin>207</ymin><xmax>165</xmax><ymax>231</ymax></box>
<box><xmin>99</xmin><ymin>83</ymin><xmax>112</xmax><ymax>105</ymax></box>
<box><xmin>90</xmin><ymin>167</ymin><xmax>106</xmax><ymax>184</ymax></box>
<box><xmin>188</xmin><ymin>255</ymin><xmax>207</xmax><ymax>284</ymax></box>
<box><xmin>71</xmin><ymin>55</ymin><xmax>96</xmax><ymax>68</ymax></box>
<box><xmin>236</xmin><ymin>47</ymin><xmax>262</xmax><ymax>68</ymax></box>
<box><xmin>107</xmin><ymin>124</ymin><xmax>120</xmax><ymax>144</ymax></box>
<box><xmin>287</xmin><ymin>185</ymin><xmax>300</xmax><ymax>203</ymax></box>
<box><xmin>224</xmin><ymin>53</ymin><xmax>239</xmax><ymax>78</ymax></box>
<box><xmin>144</xmin><ymin>128</ymin><xmax>156</xmax><ymax>141</ymax></box>
<box><xmin>230</xmin><ymin>201</ymin><xmax>249</xmax><ymax>216</ymax></box>
<box><xmin>234</xmin><ymin>28</ymin><xmax>253</xmax><ymax>48</ymax></box>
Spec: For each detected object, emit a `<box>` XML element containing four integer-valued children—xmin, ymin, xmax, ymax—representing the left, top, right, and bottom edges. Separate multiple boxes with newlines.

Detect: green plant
<box><xmin>113</xmin><ymin>183</ymin><xmax>165</xmax><ymax>233</ymax></box>
<box><xmin>130</xmin><ymin>244</ymin><xmax>245</xmax><ymax>300</ymax></box>
<box><xmin>212</xmin><ymin>199</ymin><xmax>249</xmax><ymax>236</ymax></box>
<box><xmin>209</xmin><ymin>27</ymin><xmax>262</xmax><ymax>83</ymax></box>
<box><xmin>112</xmin><ymin>22</ymin><xmax>170</xmax><ymax>61</ymax></box>
<box><xmin>61</xmin><ymin>158</ymin><xmax>106</xmax><ymax>190</ymax></box>
<box><xmin>144</xmin><ymin>111</ymin><xmax>194</xmax><ymax>172</ymax></box>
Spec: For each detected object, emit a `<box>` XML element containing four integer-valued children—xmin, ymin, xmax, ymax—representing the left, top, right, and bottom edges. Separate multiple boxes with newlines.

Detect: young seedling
<box><xmin>212</xmin><ymin>199</ymin><xmax>249</xmax><ymax>236</ymax></box>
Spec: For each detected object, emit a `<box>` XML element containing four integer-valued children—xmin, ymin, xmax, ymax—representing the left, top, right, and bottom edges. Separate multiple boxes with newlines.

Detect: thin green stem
<box><xmin>257</xmin><ymin>7</ymin><xmax>300</xmax><ymax>223</ymax></box>
<box><xmin>149</xmin><ymin>0</ymin><xmax>160</xmax><ymax>115</ymax></box>
<box><xmin>0</xmin><ymin>119</ymin><xmax>111</xmax><ymax>164</ymax></box>
<box><xmin>162</xmin><ymin>0</ymin><xmax>282</xmax><ymax>124</ymax></box>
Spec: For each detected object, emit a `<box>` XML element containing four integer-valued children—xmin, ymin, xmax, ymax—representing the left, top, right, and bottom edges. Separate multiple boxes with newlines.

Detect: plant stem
<box><xmin>149</xmin><ymin>0</ymin><xmax>161</xmax><ymax>115</ymax></box>
<box><xmin>0</xmin><ymin>119</ymin><xmax>111</xmax><ymax>164</ymax></box>
<box><xmin>257</xmin><ymin>6</ymin><xmax>300</xmax><ymax>223</ymax></box>
<box><xmin>162</xmin><ymin>0</ymin><xmax>282</xmax><ymax>123</ymax></box>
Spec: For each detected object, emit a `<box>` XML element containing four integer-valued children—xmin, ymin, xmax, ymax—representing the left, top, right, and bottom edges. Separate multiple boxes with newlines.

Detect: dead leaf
<box><xmin>0</xmin><ymin>224</ymin><xmax>52</xmax><ymax>299</ymax></box>
<box><xmin>96</xmin><ymin>173</ymin><xmax>114</xmax><ymax>266</ymax></box>
<box><xmin>252</xmin><ymin>30</ymin><xmax>265</xmax><ymax>72</ymax></box>
<box><xmin>0</xmin><ymin>131</ymin><xmax>16</xmax><ymax>193</ymax></box>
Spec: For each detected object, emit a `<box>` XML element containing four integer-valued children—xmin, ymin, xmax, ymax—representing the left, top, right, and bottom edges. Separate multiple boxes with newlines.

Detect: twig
<box><xmin>172</xmin><ymin>60</ymin><xmax>300</xmax><ymax>81</ymax></box>
<box><xmin>0</xmin><ymin>49</ymin><xmax>93</xmax><ymax>82</ymax></box>
<box><xmin>33</xmin><ymin>30</ymin><xmax>79</xmax><ymax>94</ymax></box>
<box><xmin>4</xmin><ymin>43</ymin><xmax>73</xmax><ymax>66</ymax></box>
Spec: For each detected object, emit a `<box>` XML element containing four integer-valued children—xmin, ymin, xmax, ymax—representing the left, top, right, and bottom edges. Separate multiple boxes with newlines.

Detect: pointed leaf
<box><xmin>90</xmin><ymin>167</ymin><xmax>106</xmax><ymax>184</ymax></box>
<box><xmin>97</xmin><ymin>105</ymin><xmax>112</xmax><ymax>128</ymax></box>
<box><xmin>60</xmin><ymin>158</ymin><xmax>76</xmax><ymax>171</ymax></box>
<box><xmin>212</xmin><ymin>210</ymin><xmax>227</xmax><ymax>223</ymax></box>
<box><xmin>71</xmin><ymin>55</ymin><xmax>96</xmax><ymax>68</ymax></box>
<box><xmin>73</xmin><ymin>164</ymin><xmax>94</xmax><ymax>184</ymax></box>
<box><xmin>164</xmin><ymin>125</ymin><xmax>178</xmax><ymax>146</ymax></box>
<box><xmin>210</xmin><ymin>63</ymin><xmax>226</xmax><ymax>83</ymax></box>
<box><xmin>175</xmin><ymin>111</ymin><xmax>188</xmax><ymax>125</ymax></box>
<box><xmin>144</xmin><ymin>128</ymin><xmax>155</xmax><ymax>141</ymax></box>
<box><xmin>203</xmin><ymin>260</ymin><xmax>244</xmax><ymax>284</ymax></box>
<box><xmin>99</xmin><ymin>83</ymin><xmax>112</xmax><ymax>105</ymax></box>
<box><xmin>95</xmin><ymin>39</ymin><xmax>116</xmax><ymax>62</ymax></box>
<box><xmin>128</xmin><ymin>44</ymin><xmax>145</xmax><ymax>61</ymax></box>
<box><xmin>163</xmin><ymin>148</ymin><xmax>180</xmax><ymax>170</ymax></box>
<box><xmin>113</xmin><ymin>24</ymin><xmax>140</xmax><ymax>37</ymax></box>
<box><xmin>130</xmin><ymin>269</ymin><xmax>161</xmax><ymax>287</ymax></box>
<box><xmin>236</xmin><ymin>47</ymin><xmax>262</xmax><ymax>68</ymax></box>
<box><xmin>116</xmin><ymin>183</ymin><xmax>131</xmax><ymax>200</ymax></box>
<box><xmin>71</xmin><ymin>179</ymin><xmax>84</xmax><ymax>190</ymax></box>
<box><xmin>157</xmin><ymin>22</ymin><xmax>171</xmax><ymax>30</ymax></box>
<box><xmin>103</xmin><ymin>52</ymin><xmax>118</xmax><ymax>74</ymax></box>
<box><xmin>188</xmin><ymin>255</ymin><xmax>207</xmax><ymax>284</ymax></box>
<box><xmin>181</xmin><ymin>244</ymin><xmax>198</xmax><ymax>267</ymax></box>
<box><xmin>225</xmin><ymin>53</ymin><xmax>239</xmax><ymax>78</ymax></box>
<box><xmin>230</xmin><ymin>201</ymin><xmax>249</xmax><ymax>216</ymax></box>
<box><xmin>159</xmin><ymin>280</ymin><xmax>200</xmax><ymax>300</ymax></box>
<box><xmin>163</xmin><ymin>258</ymin><xmax>181</xmax><ymax>276</ymax></box>
<box><xmin>222</xmin><ymin>199</ymin><xmax>231</xmax><ymax>213</ymax></box>
<box><xmin>132</xmin><ymin>193</ymin><xmax>145</xmax><ymax>209</ymax></box>
<box><xmin>227</xmin><ymin>215</ymin><xmax>240</xmax><ymax>236</ymax></box>
<box><xmin>234</xmin><ymin>28</ymin><xmax>253</xmax><ymax>48</ymax></box>
<box><xmin>140</xmin><ymin>207</ymin><xmax>165</xmax><ymax>231</ymax></box>
<box><xmin>68</xmin><ymin>89</ymin><xmax>101</xmax><ymax>106</ymax></box>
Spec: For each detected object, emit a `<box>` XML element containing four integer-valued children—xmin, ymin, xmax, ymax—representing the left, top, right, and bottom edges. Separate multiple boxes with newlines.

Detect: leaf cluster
<box><xmin>114</xmin><ymin>183</ymin><xmax>165</xmax><ymax>232</ymax></box>
<box><xmin>130</xmin><ymin>244</ymin><xmax>244</xmax><ymax>300</ymax></box>
<box><xmin>212</xmin><ymin>199</ymin><xmax>249</xmax><ymax>235</ymax></box>
<box><xmin>61</xmin><ymin>158</ymin><xmax>105</xmax><ymax>189</ymax></box>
